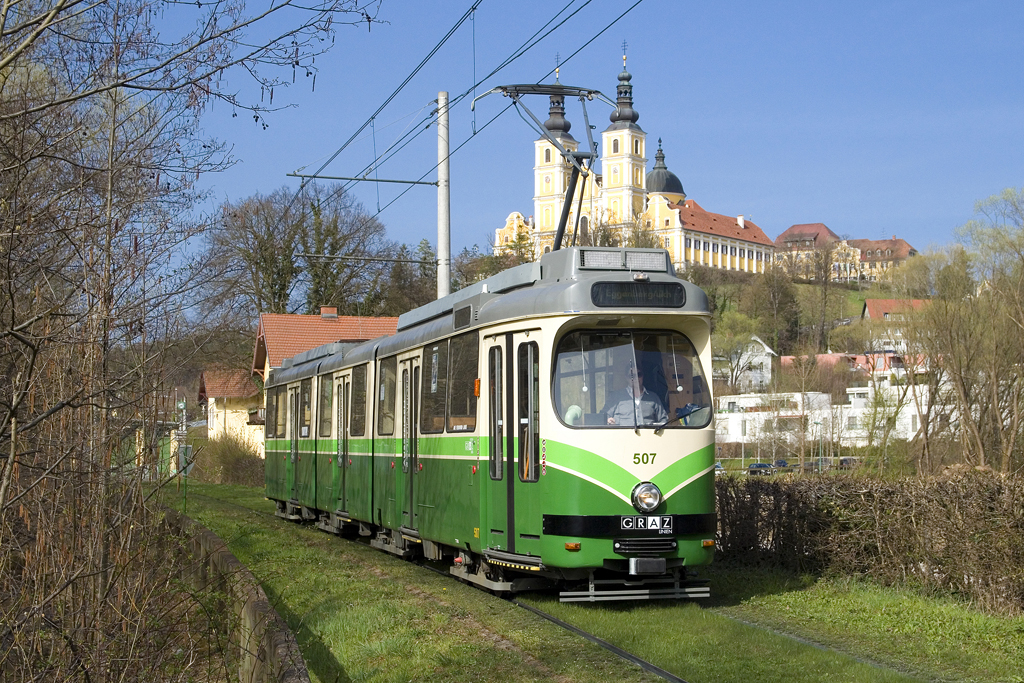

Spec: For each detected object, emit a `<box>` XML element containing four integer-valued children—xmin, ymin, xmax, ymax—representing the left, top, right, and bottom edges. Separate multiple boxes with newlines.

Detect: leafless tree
<box><xmin>1</xmin><ymin>0</ymin><xmax>378</xmax><ymax>678</ymax></box>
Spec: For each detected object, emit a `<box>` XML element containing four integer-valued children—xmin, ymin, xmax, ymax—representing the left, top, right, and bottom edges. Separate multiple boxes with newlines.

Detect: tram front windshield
<box><xmin>553</xmin><ymin>330</ymin><xmax>712</xmax><ymax>429</ymax></box>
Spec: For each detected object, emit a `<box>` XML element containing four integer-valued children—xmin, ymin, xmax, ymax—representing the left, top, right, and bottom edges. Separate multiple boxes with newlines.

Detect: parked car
<box><xmin>802</xmin><ymin>458</ymin><xmax>830</xmax><ymax>474</ymax></box>
<box><xmin>747</xmin><ymin>463</ymin><xmax>774</xmax><ymax>476</ymax></box>
<box><xmin>714</xmin><ymin>462</ymin><xmax>726</xmax><ymax>476</ymax></box>
<box><xmin>773</xmin><ymin>459</ymin><xmax>789</xmax><ymax>469</ymax></box>
<box><xmin>839</xmin><ymin>457</ymin><xmax>861</xmax><ymax>470</ymax></box>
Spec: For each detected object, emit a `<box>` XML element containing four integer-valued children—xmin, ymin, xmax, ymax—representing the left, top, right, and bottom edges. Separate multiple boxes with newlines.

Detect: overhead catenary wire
<box><xmin>344</xmin><ymin>0</ymin><xmax>647</xmax><ymax>231</ymax></box>
<box><xmin>295</xmin><ymin>0</ymin><xmax>647</xmax><ymax>271</ymax></box>
<box><xmin>300</xmin><ymin>0</ymin><xmax>484</xmax><ymax>193</ymax></box>
<box><xmin>303</xmin><ymin>0</ymin><xmax>593</xmax><ymax>193</ymax></box>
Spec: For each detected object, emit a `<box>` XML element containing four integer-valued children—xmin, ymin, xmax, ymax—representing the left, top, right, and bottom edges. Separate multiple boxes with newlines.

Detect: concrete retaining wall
<box><xmin>162</xmin><ymin>509</ymin><xmax>310</xmax><ymax>683</ymax></box>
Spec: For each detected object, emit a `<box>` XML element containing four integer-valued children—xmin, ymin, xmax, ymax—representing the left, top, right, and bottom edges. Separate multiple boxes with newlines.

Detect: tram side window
<box><xmin>299</xmin><ymin>379</ymin><xmax>312</xmax><ymax>438</ymax></box>
<box><xmin>447</xmin><ymin>332</ymin><xmax>479</xmax><ymax>432</ymax></box>
<box><xmin>265</xmin><ymin>389</ymin><xmax>277</xmax><ymax>439</ymax></box>
<box><xmin>318</xmin><ymin>374</ymin><xmax>333</xmax><ymax>438</ymax></box>
<box><xmin>420</xmin><ymin>342</ymin><xmax>448</xmax><ymax>434</ymax></box>
<box><xmin>488</xmin><ymin>346</ymin><xmax>503</xmax><ymax>480</ymax></box>
<box><xmin>377</xmin><ymin>357</ymin><xmax>397</xmax><ymax>435</ymax></box>
<box><xmin>350</xmin><ymin>364</ymin><xmax>367</xmax><ymax>437</ymax></box>
<box><xmin>275</xmin><ymin>387</ymin><xmax>287</xmax><ymax>438</ymax></box>
<box><xmin>518</xmin><ymin>342</ymin><xmax>540</xmax><ymax>482</ymax></box>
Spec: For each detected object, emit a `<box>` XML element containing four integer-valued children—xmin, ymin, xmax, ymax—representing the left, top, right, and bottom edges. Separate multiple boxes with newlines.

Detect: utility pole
<box><xmin>437</xmin><ymin>91</ymin><xmax>451</xmax><ymax>299</ymax></box>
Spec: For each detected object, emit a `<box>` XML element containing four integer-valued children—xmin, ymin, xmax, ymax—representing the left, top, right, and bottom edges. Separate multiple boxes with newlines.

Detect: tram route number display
<box><xmin>621</xmin><ymin>515</ymin><xmax>673</xmax><ymax>533</ymax></box>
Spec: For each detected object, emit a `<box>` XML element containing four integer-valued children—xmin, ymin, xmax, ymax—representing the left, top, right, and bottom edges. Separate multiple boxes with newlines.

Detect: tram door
<box><xmin>484</xmin><ymin>338</ymin><xmax>508</xmax><ymax>551</ymax></box>
<box><xmin>334</xmin><ymin>374</ymin><xmax>350</xmax><ymax>513</ymax></box>
<box><xmin>485</xmin><ymin>331</ymin><xmax>543</xmax><ymax>555</ymax></box>
<box><xmin>287</xmin><ymin>387</ymin><xmax>299</xmax><ymax>501</ymax></box>
<box><xmin>399</xmin><ymin>358</ymin><xmax>420</xmax><ymax>531</ymax></box>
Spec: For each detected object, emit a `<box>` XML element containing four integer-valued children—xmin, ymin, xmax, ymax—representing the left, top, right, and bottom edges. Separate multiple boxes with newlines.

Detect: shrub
<box><xmin>715</xmin><ymin>468</ymin><xmax>1024</xmax><ymax>615</ymax></box>
<box><xmin>191</xmin><ymin>434</ymin><xmax>264</xmax><ymax>487</ymax></box>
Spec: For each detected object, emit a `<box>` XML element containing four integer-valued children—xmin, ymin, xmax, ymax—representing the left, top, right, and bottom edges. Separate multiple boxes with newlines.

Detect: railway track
<box><xmin>182</xmin><ymin>490</ymin><xmax>691</xmax><ymax>683</ymax></box>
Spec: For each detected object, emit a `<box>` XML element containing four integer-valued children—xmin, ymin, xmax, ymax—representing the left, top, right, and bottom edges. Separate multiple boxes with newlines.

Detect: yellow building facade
<box><xmin>496</xmin><ymin>63</ymin><xmax>774</xmax><ymax>272</ymax></box>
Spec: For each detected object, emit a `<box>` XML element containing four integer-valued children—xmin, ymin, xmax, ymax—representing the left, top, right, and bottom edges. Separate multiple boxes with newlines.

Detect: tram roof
<box><xmin>268</xmin><ymin>247</ymin><xmax>709</xmax><ymax>387</ymax></box>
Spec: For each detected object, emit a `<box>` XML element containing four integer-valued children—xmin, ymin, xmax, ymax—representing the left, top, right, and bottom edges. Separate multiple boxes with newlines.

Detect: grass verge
<box><xmin>166</xmin><ymin>484</ymin><xmax>1023</xmax><ymax>683</ymax></box>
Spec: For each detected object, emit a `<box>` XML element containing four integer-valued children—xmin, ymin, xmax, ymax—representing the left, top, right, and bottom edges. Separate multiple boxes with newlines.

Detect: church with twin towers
<box><xmin>495</xmin><ymin>60</ymin><xmax>775</xmax><ymax>273</ymax></box>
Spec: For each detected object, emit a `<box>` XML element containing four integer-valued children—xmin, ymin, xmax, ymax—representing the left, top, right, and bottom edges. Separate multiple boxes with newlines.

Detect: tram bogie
<box><xmin>265</xmin><ymin>246</ymin><xmax>716</xmax><ymax>601</ymax></box>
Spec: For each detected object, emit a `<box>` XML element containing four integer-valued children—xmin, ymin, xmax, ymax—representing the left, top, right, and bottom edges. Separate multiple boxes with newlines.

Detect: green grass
<box><xmin>709</xmin><ymin>567</ymin><xmax>1024</xmax><ymax>683</ymax></box>
<box><xmin>521</xmin><ymin>594</ymin><xmax>917</xmax><ymax>683</ymax></box>
<box><xmin>166</xmin><ymin>484</ymin><xmax>667</xmax><ymax>682</ymax></box>
<box><xmin>165</xmin><ymin>484</ymin><xmax>1024</xmax><ymax>683</ymax></box>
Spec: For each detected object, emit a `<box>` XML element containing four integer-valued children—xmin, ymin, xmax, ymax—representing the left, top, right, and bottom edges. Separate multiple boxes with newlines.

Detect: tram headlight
<box><xmin>631</xmin><ymin>482</ymin><xmax>662</xmax><ymax>513</ymax></box>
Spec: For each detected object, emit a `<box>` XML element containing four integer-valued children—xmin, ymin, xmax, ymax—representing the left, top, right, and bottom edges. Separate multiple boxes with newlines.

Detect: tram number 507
<box><xmin>633</xmin><ymin>452</ymin><xmax>657</xmax><ymax>465</ymax></box>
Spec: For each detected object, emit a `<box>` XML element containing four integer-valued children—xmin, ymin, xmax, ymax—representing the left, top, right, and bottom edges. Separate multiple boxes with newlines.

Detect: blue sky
<box><xmin>197</xmin><ymin>0</ymin><xmax>1024</xmax><ymax>255</ymax></box>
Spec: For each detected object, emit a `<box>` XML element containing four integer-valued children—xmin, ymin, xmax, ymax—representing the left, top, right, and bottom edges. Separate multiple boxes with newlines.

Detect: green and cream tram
<box><xmin>265</xmin><ymin>246</ymin><xmax>716</xmax><ymax>601</ymax></box>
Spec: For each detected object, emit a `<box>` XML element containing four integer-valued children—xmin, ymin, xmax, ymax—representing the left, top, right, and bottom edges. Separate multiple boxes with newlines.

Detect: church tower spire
<box><xmin>601</xmin><ymin>52</ymin><xmax>646</xmax><ymax>226</ymax></box>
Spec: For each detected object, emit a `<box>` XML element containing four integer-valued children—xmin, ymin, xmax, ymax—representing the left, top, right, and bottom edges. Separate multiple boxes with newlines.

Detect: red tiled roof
<box><xmin>252</xmin><ymin>313</ymin><xmax>399</xmax><ymax>376</ymax></box>
<box><xmin>668</xmin><ymin>199</ymin><xmax>774</xmax><ymax>246</ymax></box>
<box><xmin>848</xmin><ymin>238</ymin><xmax>917</xmax><ymax>262</ymax></box>
<box><xmin>861</xmin><ymin>299</ymin><xmax>927</xmax><ymax>320</ymax></box>
<box><xmin>199</xmin><ymin>369</ymin><xmax>259</xmax><ymax>402</ymax></box>
<box><xmin>774</xmin><ymin>223</ymin><xmax>842</xmax><ymax>250</ymax></box>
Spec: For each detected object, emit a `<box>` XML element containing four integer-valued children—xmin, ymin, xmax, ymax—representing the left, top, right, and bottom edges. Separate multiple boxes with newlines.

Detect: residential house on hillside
<box><xmin>198</xmin><ymin>368</ymin><xmax>264</xmax><ymax>456</ymax></box>
<box><xmin>252</xmin><ymin>307</ymin><xmax>399</xmax><ymax>379</ymax></box>
<box><xmin>861</xmin><ymin>299</ymin><xmax>927</xmax><ymax>353</ymax></box>
<box><xmin>713</xmin><ymin>334</ymin><xmax>776</xmax><ymax>393</ymax></box>
<box><xmin>773</xmin><ymin>223</ymin><xmax>860</xmax><ymax>281</ymax></box>
<box><xmin>848</xmin><ymin>237</ymin><xmax>918</xmax><ymax>282</ymax></box>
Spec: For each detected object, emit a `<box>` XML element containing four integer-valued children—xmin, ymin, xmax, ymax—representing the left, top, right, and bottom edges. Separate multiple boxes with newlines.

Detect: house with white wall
<box><xmin>198</xmin><ymin>369</ymin><xmax>265</xmax><ymax>457</ymax></box>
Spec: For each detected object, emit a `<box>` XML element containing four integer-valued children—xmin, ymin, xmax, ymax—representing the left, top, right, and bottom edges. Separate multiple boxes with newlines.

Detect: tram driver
<box><xmin>605</xmin><ymin>366</ymin><xmax>667</xmax><ymax>426</ymax></box>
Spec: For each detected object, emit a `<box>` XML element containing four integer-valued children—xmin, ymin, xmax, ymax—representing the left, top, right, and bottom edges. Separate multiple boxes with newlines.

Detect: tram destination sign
<box><xmin>591</xmin><ymin>282</ymin><xmax>685</xmax><ymax>308</ymax></box>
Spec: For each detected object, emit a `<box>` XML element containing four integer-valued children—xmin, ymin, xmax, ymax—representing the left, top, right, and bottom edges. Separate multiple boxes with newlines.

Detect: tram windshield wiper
<box><xmin>654</xmin><ymin>404</ymin><xmax>701</xmax><ymax>433</ymax></box>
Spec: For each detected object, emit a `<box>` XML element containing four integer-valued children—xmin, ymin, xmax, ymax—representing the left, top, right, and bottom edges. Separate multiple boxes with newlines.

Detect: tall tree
<box><xmin>741</xmin><ymin>263</ymin><xmax>799</xmax><ymax>354</ymax></box>
<box><xmin>298</xmin><ymin>184</ymin><xmax>394</xmax><ymax>315</ymax></box>
<box><xmin>0</xmin><ymin>1</ymin><xmax>375</xmax><ymax>678</ymax></box>
<box><xmin>712</xmin><ymin>310</ymin><xmax>759</xmax><ymax>393</ymax></box>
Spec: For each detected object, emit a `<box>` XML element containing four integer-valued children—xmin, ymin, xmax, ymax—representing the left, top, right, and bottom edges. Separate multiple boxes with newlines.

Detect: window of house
<box><xmin>686</xmin><ymin>238</ymin><xmax>692</xmax><ymax>248</ymax></box>
<box><xmin>848</xmin><ymin>416</ymin><xmax>858</xmax><ymax>429</ymax></box>
<box><xmin>703</xmin><ymin>241</ymin><xmax>709</xmax><ymax>251</ymax></box>
<box><xmin>350</xmin><ymin>364</ymin><xmax>367</xmax><ymax>436</ymax></box>
<box><xmin>544</xmin><ymin>148</ymin><xmax>551</xmax><ymax>163</ymax></box>
<box><xmin>447</xmin><ymin>333</ymin><xmax>479</xmax><ymax>432</ymax></box>
<box><xmin>612</xmin><ymin>139</ymin><xmax>619</xmax><ymax>154</ymax></box>
<box><xmin>634</xmin><ymin>139</ymin><xmax>640</xmax><ymax>155</ymax></box>
<box><xmin>739</xmin><ymin>249</ymin><xmax>745</xmax><ymax>258</ymax></box>
<box><xmin>730</xmin><ymin>246</ymin><xmax>737</xmax><ymax>256</ymax></box>
<box><xmin>663</xmin><ymin>237</ymin><xmax>671</xmax><ymax>249</ymax></box>
<box><xmin>712</xmin><ymin>244</ymin><xmax>719</xmax><ymax>253</ymax></box>
<box><xmin>665</xmin><ymin>218</ymin><xmax>670</xmax><ymax>227</ymax></box>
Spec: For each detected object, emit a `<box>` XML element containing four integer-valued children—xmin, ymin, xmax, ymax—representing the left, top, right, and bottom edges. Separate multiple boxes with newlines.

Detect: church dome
<box><xmin>646</xmin><ymin>140</ymin><xmax>685</xmax><ymax>197</ymax></box>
